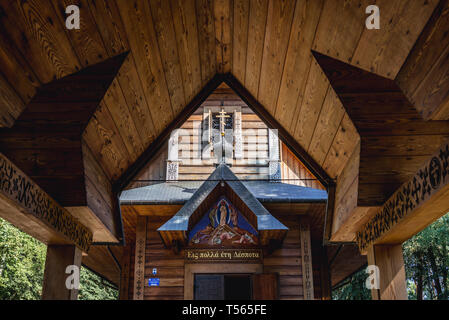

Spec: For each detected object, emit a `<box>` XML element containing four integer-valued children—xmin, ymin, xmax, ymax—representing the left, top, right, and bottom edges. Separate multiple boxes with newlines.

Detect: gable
<box><xmin>188</xmin><ymin>196</ymin><xmax>258</xmax><ymax>246</ymax></box>
<box><xmin>158</xmin><ymin>164</ymin><xmax>288</xmax><ymax>248</ymax></box>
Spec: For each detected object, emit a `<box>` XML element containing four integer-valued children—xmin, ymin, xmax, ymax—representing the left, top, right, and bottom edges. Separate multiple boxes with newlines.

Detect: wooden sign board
<box><xmin>356</xmin><ymin>141</ymin><xmax>449</xmax><ymax>253</ymax></box>
<box><xmin>185</xmin><ymin>249</ymin><xmax>262</xmax><ymax>263</ymax></box>
<box><xmin>0</xmin><ymin>153</ymin><xmax>92</xmax><ymax>252</ymax></box>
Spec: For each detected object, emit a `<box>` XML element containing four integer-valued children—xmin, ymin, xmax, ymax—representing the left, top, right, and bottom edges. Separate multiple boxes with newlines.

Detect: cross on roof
<box><xmin>216</xmin><ymin>108</ymin><xmax>230</xmax><ymax>136</ymax></box>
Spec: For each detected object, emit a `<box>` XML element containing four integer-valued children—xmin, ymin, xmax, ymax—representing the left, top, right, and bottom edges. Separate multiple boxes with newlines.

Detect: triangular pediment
<box><xmin>158</xmin><ymin>164</ymin><xmax>288</xmax><ymax>248</ymax></box>
<box><xmin>188</xmin><ymin>196</ymin><xmax>259</xmax><ymax>246</ymax></box>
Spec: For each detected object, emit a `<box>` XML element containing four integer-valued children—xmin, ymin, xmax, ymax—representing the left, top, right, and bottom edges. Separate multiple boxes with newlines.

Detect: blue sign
<box><xmin>148</xmin><ymin>278</ymin><xmax>160</xmax><ymax>287</ymax></box>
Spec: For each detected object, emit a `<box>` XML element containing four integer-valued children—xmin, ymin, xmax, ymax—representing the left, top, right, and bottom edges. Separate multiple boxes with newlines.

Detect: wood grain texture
<box><xmin>150</xmin><ymin>0</ymin><xmax>186</xmax><ymax>115</ymax></box>
<box><xmin>0</xmin><ymin>0</ymin><xmax>81</xmax><ymax>83</ymax></box>
<box><xmin>214</xmin><ymin>0</ymin><xmax>233</xmax><ymax>73</ymax></box>
<box><xmin>308</xmin><ymin>88</ymin><xmax>345</xmax><ymax>166</ymax></box>
<box><xmin>232</xmin><ymin>0</ymin><xmax>249</xmax><ymax>83</ymax></box>
<box><xmin>244</xmin><ymin>0</ymin><xmax>269</xmax><ymax>98</ymax></box>
<box><xmin>116</xmin><ymin>53</ymin><xmax>156</xmax><ymax>148</ymax></box>
<box><xmin>275</xmin><ymin>0</ymin><xmax>323</xmax><ymax>131</ymax></box>
<box><xmin>88</xmin><ymin>0</ymin><xmax>130</xmax><ymax>56</ymax></box>
<box><xmin>51</xmin><ymin>0</ymin><xmax>109</xmax><ymax>67</ymax></box>
<box><xmin>0</xmin><ymin>73</ymin><xmax>25</xmax><ymax>127</ymax></box>
<box><xmin>117</xmin><ymin>0</ymin><xmax>174</xmax><ymax>133</ymax></box>
<box><xmin>133</xmin><ymin>215</ymin><xmax>147</xmax><ymax>300</ymax></box>
<box><xmin>293</xmin><ymin>59</ymin><xmax>330</xmax><ymax>155</ymax></box>
<box><xmin>314</xmin><ymin>51</ymin><xmax>449</xmax><ymax>205</ymax></box>
<box><xmin>367</xmin><ymin>245</ymin><xmax>407</xmax><ymax>300</ymax></box>
<box><xmin>196</xmin><ymin>0</ymin><xmax>217</xmax><ymax>82</ymax></box>
<box><xmin>0</xmin><ymin>0</ymin><xmax>446</xmax><ymax>291</ymax></box>
<box><xmin>257</xmin><ymin>0</ymin><xmax>296</xmax><ymax>114</ymax></box>
<box><xmin>396</xmin><ymin>0</ymin><xmax>449</xmax><ymax>120</ymax></box>
<box><xmin>313</xmin><ymin>0</ymin><xmax>369</xmax><ymax>64</ymax></box>
<box><xmin>353</xmin><ymin>0</ymin><xmax>438</xmax><ymax>79</ymax></box>
<box><xmin>171</xmin><ymin>0</ymin><xmax>203</xmax><ymax>103</ymax></box>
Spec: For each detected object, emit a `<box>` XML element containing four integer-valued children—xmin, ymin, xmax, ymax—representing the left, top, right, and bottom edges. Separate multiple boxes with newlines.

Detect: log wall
<box><xmin>122</xmin><ymin>214</ymin><xmax>325</xmax><ymax>300</ymax></box>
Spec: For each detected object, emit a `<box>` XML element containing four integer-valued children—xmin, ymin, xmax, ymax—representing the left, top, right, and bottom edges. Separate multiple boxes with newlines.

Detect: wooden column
<box><xmin>299</xmin><ymin>218</ymin><xmax>314</xmax><ymax>300</ymax></box>
<box><xmin>319</xmin><ymin>246</ymin><xmax>332</xmax><ymax>300</ymax></box>
<box><xmin>42</xmin><ymin>245</ymin><xmax>82</xmax><ymax>300</ymax></box>
<box><xmin>119</xmin><ymin>245</ymin><xmax>132</xmax><ymax>300</ymax></box>
<box><xmin>133</xmin><ymin>215</ymin><xmax>147</xmax><ymax>300</ymax></box>
<box><xmin>367</xmin><ymin>244</ymin><xmax>408</xmax><ymax>300</ymax></box>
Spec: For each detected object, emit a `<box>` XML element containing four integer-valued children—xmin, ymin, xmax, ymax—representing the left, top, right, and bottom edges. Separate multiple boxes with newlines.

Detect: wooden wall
<box><xmin>281</xmin><ymin>143</ymin><xmax>325</xmax><ymax>190</ymax></box>
<box><xmin>144</xmin><ymin>217</ymin><xmax>185</xmax><ymax>300</ymax></box>
<box><xmin>128</xmin><ymin>103</ymin><xmax>323</xmax><ymax>187</ymax></box>
<box><xmin>263</xmin><ymin>216</ymin><xmax>304</xmax><ymax>300</ymax></box>
<box><xmin>0</xmin><ymin>0</ymin><xmax>440</xmax><ymax>205</ymax></box>
<box><xmin>126</xmin><ymin>146</ymin><xmax>168</xmax><ymax>190</ymax></box>
<box><xmin>121</xmin><ymin>213</ymin><xmax>320</xmax><ymax>300</ymax></box>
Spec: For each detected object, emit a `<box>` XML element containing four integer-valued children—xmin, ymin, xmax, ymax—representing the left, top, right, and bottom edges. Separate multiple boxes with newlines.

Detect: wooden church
<box><xmin>119</xmin><ymin>84</ymin><xmax>329</xmax><ymax>299</ymax></box>
<box><xmin>0</xmin><ymin>0</ymin><xmax>448</xmax><ymax>300</ymax></box>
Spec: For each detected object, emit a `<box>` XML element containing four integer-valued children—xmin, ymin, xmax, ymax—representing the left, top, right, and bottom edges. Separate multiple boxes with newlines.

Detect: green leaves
<box><xmin>0</xmin><ymin>218</ymin><xmax>117</xmax><ymax>300</ymax></box>
<box><xmin>0</xmin><ymin>218</ymin><xmax>45</xmax><ymax>300</ymax></box>
<box><xmin>403</xmin><ymin>213</ymin><xmax>449</xmax><ymax>300</ymax></box>
<box><xmin>334</xmin><ymin>213</ymin><xmax>449</xmax><ymax>300</ymax></box>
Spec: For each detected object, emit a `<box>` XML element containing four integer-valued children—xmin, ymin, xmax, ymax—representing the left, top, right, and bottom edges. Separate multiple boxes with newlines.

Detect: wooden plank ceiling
<box><xmin>0</xmin><ymin>0</ymin><xmax>440</xmax><ymax>190</ymax></box>
<box><xmin>313</xmin><ymin>51</ymin><xmax>449</xmax><ymax>206</ymax></box>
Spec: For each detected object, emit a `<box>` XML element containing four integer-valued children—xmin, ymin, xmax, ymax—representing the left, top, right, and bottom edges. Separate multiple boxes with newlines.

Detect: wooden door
<box><xmin>194</xmin><ymin>275</ymin><xmax>224</xmax><ymax>300</ymax></box>
<box><xmin>252</xmin><ymin>273</ymin><xmax>279</xmax><ymax>300</ymax></box>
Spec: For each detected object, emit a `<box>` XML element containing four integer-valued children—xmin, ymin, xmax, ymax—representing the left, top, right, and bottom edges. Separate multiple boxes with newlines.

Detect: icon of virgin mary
<box><xmin>189</xmin><ymin>198</ymin><xmax>258</xmax><ymax>246</ymax></box>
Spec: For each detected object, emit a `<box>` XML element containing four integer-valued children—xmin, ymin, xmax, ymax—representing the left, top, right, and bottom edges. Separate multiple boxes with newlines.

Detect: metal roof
<box><xmin>120</xmin><ymin>174</ymin><xmax>328</xmax><ymax>206</ymax></box>
<box><xmin>157</xmin><ymin>164</ymin><xmax>288</xmax><ymax>232</ymax></box>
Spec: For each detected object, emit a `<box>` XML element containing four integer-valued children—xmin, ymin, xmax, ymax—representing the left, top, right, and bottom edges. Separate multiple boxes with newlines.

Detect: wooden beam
<box><xmin>356</xmin><ymin>140</ymin><xmax>449</xmax><ymax>253</ymax></box>
<box><xmin>42</xmin><ymin>245</ymin><xmax>82</xmax><ymax>300</ymax></box>
<box><xmin>0</xmin><ymin>153</ymin><xmax>92</xmax><ymax>252</ymax></box>
<box><xmin>323</xmin><ymin>184</ymin><xmax>336</xmax><ymax>244</ymax></box>
<box><xmin>119</xmin><ymin>245</ymin><xmax>132</xmax><ymax>300</ymax></box>
<box><xmin>367</xmin><ymin>245</ymin><xmax>408</xmax><ymax>300</ymax></box>
<box><xmin>396</xmin><ymin>0</ymin><xmax>449</xmax><ymax>120</ymax></box>
<box><xmin>113</xmin><ymin>74</ymin><xmax>225</xmax><ymax>192</ymax></box>
<box><xmin>319</xmin><ymin>246</ymin><xmax>331</xmax><ymax>300</ymax></box>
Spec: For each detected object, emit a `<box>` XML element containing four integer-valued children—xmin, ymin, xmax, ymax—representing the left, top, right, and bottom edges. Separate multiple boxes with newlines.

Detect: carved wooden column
<box><xmin>133</xmin><ymin>215</ymin><xmax>147</xmax><ymax>300</ymax></box>
<box><xmin>299</xmin><ymin>218</ymin><xmax>314</xmax><ymax>300</ymax></box>
<box><xmin>42</xmin><ymin>245</ymin><xmax>82</xmax><ymax>300</ymax></box>
<box><xmin>367</xmin><ymin>244</ymin><xmax>408</xmax><ymax>300</ymax></box>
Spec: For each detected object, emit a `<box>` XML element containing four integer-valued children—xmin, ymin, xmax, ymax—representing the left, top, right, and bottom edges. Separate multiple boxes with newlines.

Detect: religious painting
<box><xmin>188</xmin><ymin>197</ymin><xmax>258</xmax><ymax>246</ymax></box>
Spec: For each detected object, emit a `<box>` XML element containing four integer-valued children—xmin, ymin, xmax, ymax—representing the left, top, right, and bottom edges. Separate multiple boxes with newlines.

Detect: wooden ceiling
<box><xmin>0</xmin><ymin>0</ymin><xmax>440</xmax><ymax>189</ymax></box>
<box><xmin>314</xmin><ymin>52</ymin><xmax>449</xmax><ymax>205</ymax></box>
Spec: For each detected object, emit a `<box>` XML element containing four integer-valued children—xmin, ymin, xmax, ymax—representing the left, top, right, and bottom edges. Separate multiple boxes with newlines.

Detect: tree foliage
<box><xmin>403</xmin><ymin>214</ymin><xmax>449</xmax><ymax>300</ymax></box>
<box><xmin>78</xmin><ymin>268</ymin><xmax>118</xmax><ymax>300</ymax></box>
<box><xmin>332</xmin><ymin>268</ymin><xmax>371</xmax><ymax>300</ymax></box>
<box><xmin>0</xmin><ymin>218</ymin><xmax>46</xmax><ymax>299</ymax></box>
<box><xmin>0</xmin><ymin>218</ymin><xmax>117</xmax><ymax>300</ymax></box>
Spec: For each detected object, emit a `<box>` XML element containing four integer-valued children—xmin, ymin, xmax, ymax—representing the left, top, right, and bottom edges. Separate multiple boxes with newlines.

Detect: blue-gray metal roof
<box><xmin>158</xmin><ymin>164</ymin><xmax>288</xmax><ymax>232</ymax></box>
<box><xmin>120</xmin><ymin>179</ymin><xmax>327</xmax><ymax>205</ymax></box>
